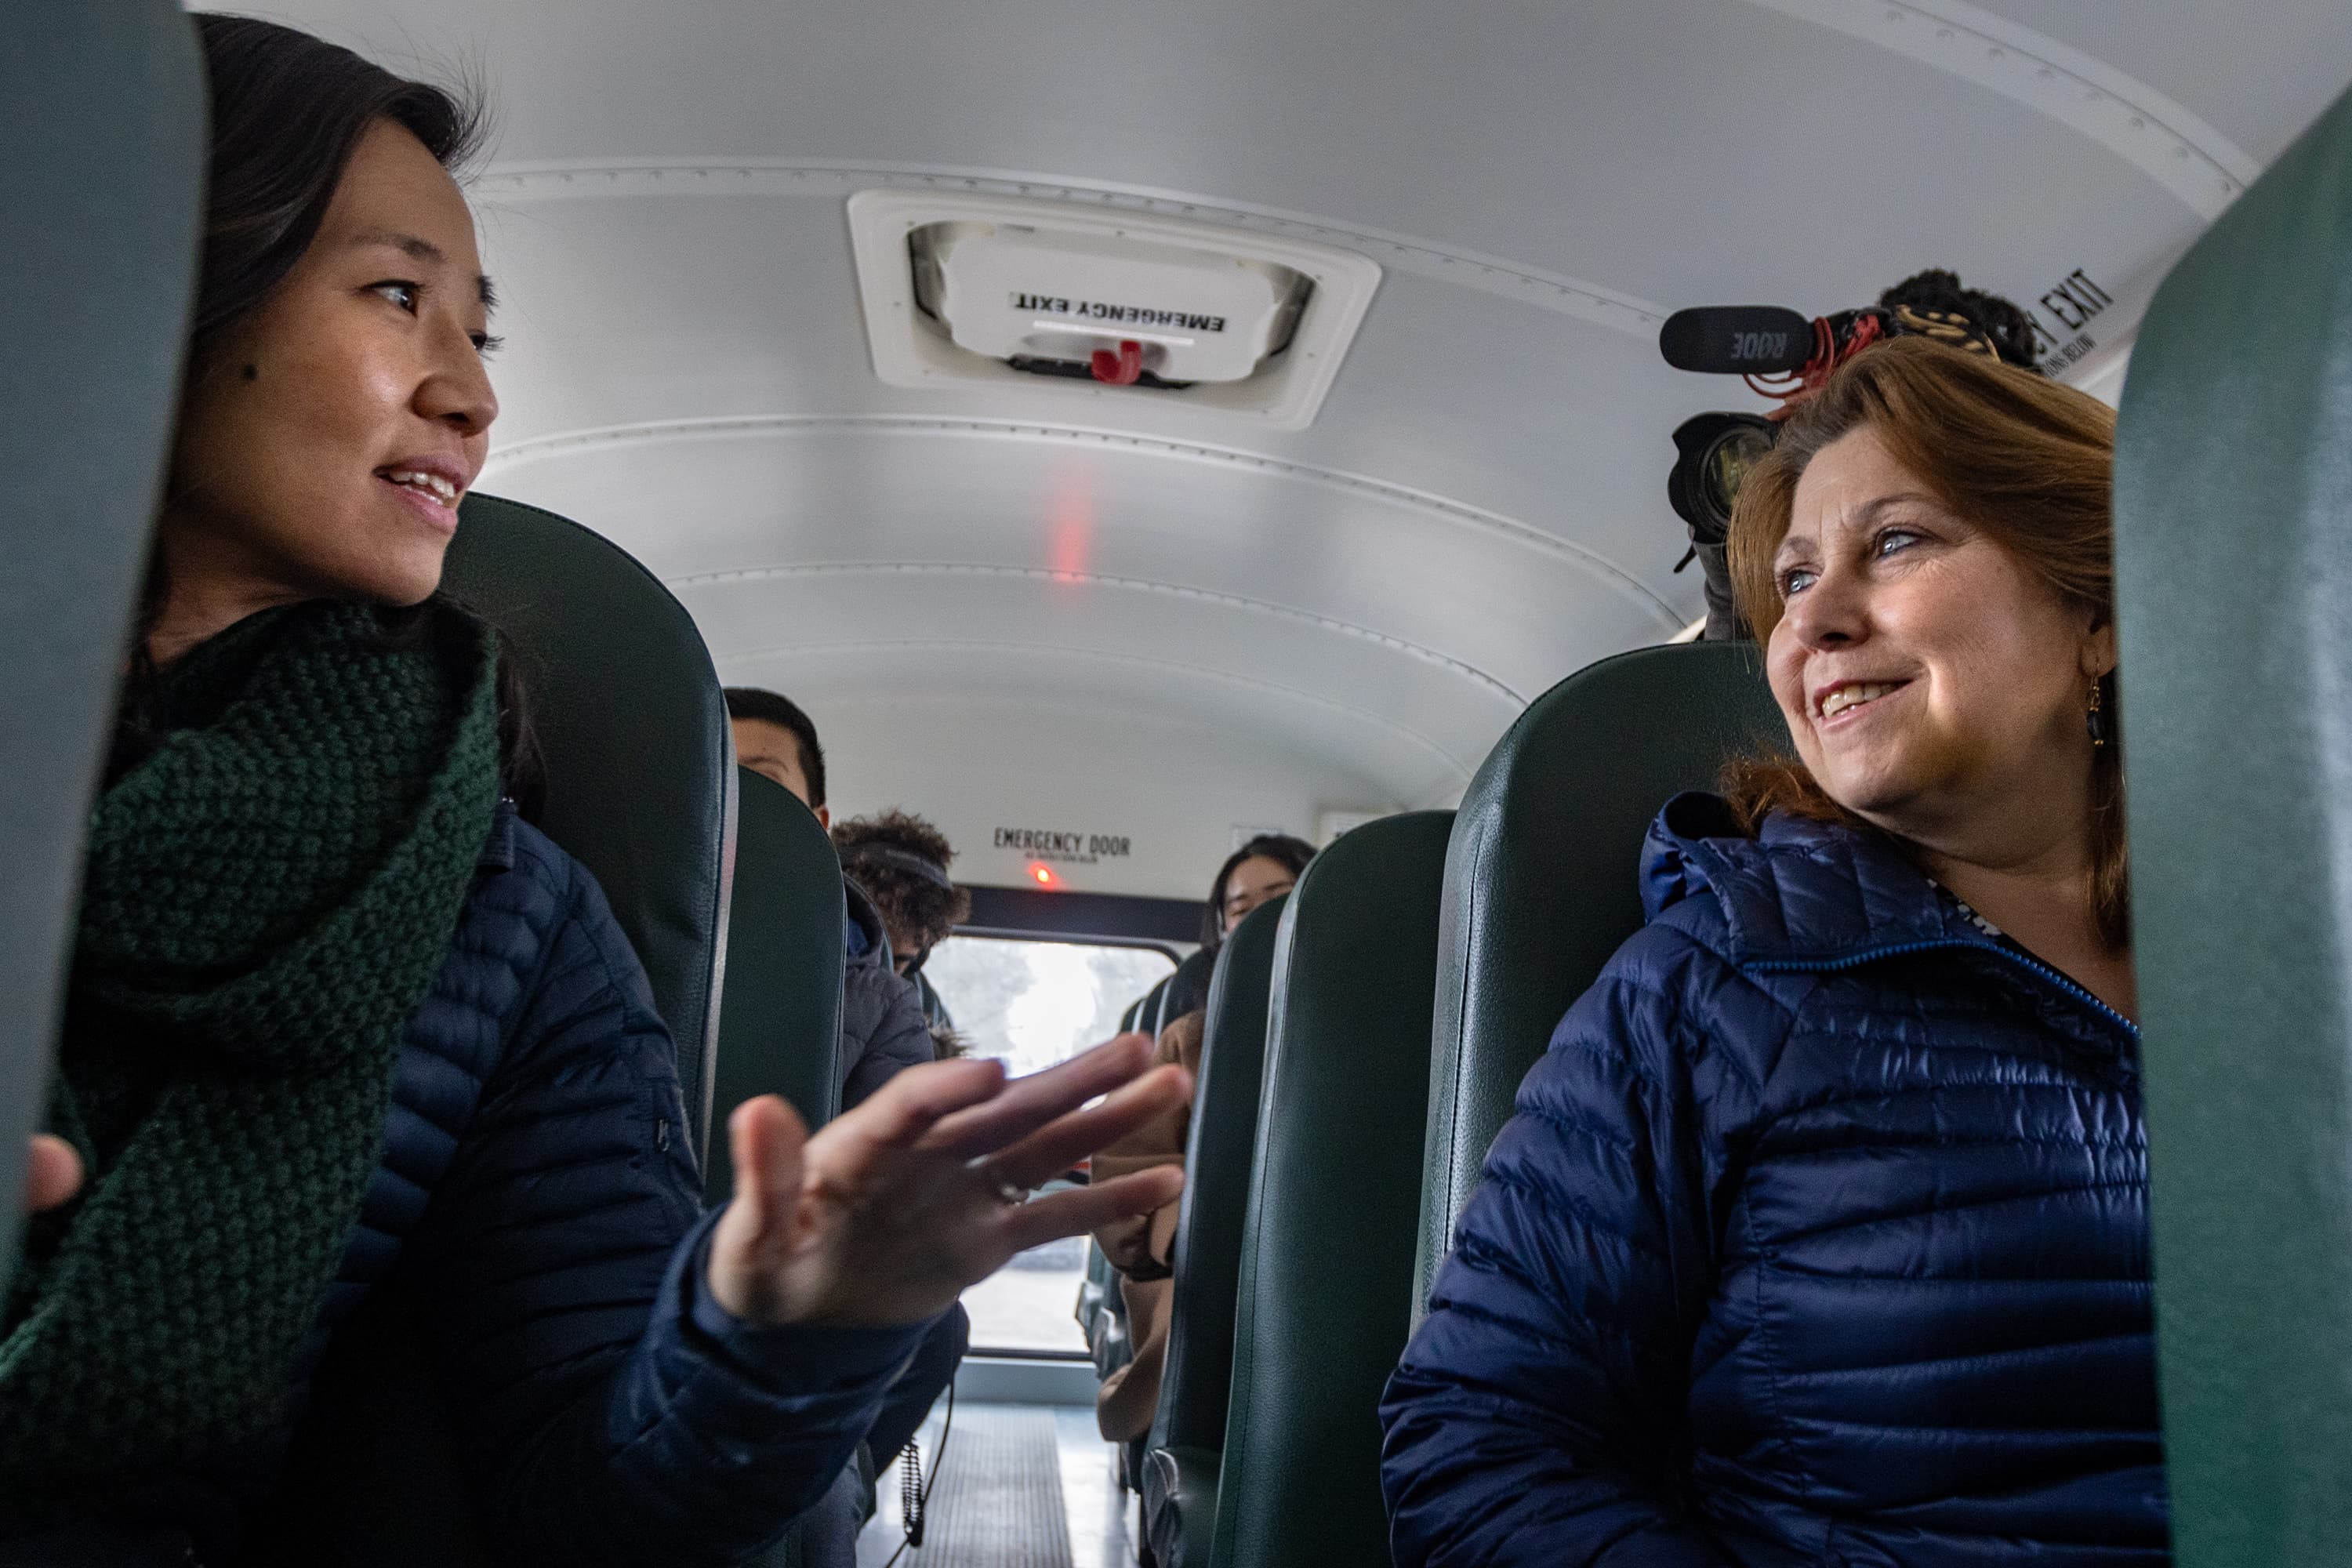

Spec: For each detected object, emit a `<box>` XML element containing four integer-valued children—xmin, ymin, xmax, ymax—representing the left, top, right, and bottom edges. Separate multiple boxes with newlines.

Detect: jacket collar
<box><xmin>1644</xmin><ymin>793</ymin><xmax>2005</xmax><ymax>967</ymax></box>
<box><xmin>842</xmin><ymin>875</ymin><xmax>893</xmax><ymax>970</ymax></box>
<box><xmin>1642</xmin><ymin>793</ymin><xmax>2136</xmax><ymax>1050</ymax></box>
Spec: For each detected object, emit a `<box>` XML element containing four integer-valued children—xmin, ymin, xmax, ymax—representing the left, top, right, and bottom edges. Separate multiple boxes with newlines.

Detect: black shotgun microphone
<box><xmin>1658</xmin><ymin>306</ymin><xmax>1817</xmax><ymax>375</ymax></box>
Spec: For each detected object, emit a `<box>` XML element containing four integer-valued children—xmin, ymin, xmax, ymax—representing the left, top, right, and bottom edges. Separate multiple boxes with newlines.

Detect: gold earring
<box><xmin>2086</xmin><ymin>680</ymin><xmax>2108</xmax><ymax>749</ymax></box>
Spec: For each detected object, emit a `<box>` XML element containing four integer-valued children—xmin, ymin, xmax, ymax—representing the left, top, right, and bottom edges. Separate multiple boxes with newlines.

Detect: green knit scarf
<box><xmin>0</xmin><ymin>598</ymin><xmax>501</xmax><ymax>1523</ymax></box>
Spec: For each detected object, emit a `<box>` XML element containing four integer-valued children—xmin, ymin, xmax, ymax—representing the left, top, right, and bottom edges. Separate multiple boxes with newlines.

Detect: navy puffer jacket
<box><xmin>260</xmin><ymin>804</ymin><xmax>925</xmax><ymax>1565</ymax></box>
<box><xmin>1381</xmin><ymin>796</ymin><xmax>2165</xmax><ymax>1566</ymax></box>
<box><xmin>840</xmin><ymin>877</ymin><xmax>938</xmax><ymax>1112</ymax></box>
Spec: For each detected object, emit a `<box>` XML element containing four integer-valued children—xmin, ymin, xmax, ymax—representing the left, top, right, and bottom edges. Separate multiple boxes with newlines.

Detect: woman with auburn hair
<box><xmin>1381</xmin><ymin>336</ymin><xmax>2163</xmax><ymax>1566</ymax></box>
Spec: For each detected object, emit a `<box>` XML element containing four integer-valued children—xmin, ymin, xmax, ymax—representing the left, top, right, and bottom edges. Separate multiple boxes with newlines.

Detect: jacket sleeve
<box><xmin>411</xmin><ymin>852</ymin><xmax>927</xmax><ymax>1567</ymax></box>
<box><xmin>1379</xmin><ymin>920</ymin><xmax>1751</xmax><ymax>1568</ymax></box>
<box><xmin>839</xmin><ymin>964</ymin><xmax>938</xmax><ymax>1112</ymax></box>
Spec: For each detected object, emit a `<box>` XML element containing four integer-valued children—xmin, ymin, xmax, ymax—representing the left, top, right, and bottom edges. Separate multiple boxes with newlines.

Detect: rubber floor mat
<box><xmin>897</xmin><ymin>1404</ymin><xmax>1075</xmax><ymax>1568</ymax></box>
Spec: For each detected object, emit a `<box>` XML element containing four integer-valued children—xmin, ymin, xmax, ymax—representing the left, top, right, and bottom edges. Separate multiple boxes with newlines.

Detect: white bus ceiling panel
<box><xmin>730</xmin><ymin>630</ymin><xmax>1474</xmax><ymax>799</ymax></box>
<box><xmin>486</xmin><ymin>414</ymin><xmax>1676</xmax><ymax>696</ymax></box>
<box><xmin>1954</xmin><ymin>0</ymin><xmax>2352</xmax><ymax>166</ymax></box>
<box><xmin>278</xmin><ymin>0</ymin><xmax>2347</xmax><ymax>379</ymax></box>
<box><xmin>684</xmin><ymin>566</ymin><xmax>1518</xmax><ymax>764</ymax></box>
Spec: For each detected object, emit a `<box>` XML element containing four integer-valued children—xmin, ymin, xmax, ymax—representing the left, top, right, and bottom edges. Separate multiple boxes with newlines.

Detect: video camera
<box><xmin>1661</xmin><ymin>270</ymin><xmax>2038</xmax><ymax>638</ymax></box>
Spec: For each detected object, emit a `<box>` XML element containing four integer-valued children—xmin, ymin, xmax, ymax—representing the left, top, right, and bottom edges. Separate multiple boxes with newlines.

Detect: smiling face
<box><xmin>158</xmin><ymin>118</ymin><xmax>499</xmax><ymax>645</ymax></box>
<box><xmin>1765</xmin><ymin>424</ymin><xmax>2113</xmax><ymax>840</ymax></box>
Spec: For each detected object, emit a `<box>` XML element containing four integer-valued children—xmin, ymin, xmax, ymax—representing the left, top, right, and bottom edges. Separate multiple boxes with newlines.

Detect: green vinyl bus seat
<box><xmin>1139</xmin><ymin>895</ymin><xmax>1287</xmax><ymax>1568</ymax></box>
<box><xmin>2114</xmin><ymin>78</ymin><xmax>2352</xmax><ymax>1568</ymax></box>
<box><xmin>254</xmin><ymin>493</ymin><xmax>740</xmax><ymax>1566</ymax></box>
<box><xmin>1206</xmin><ymin>811</ymin><xmax>1454</xmax><ymax>1568</ymax></box>
<box><xmin>0</xmin><ymin>0</ymin><xmax>203</xmax><ymax>1291</ymax></box>
<box><xmin>706</xmin><ymin>765</ymin><xmax>848</xmax><ymax>1207</ymax></box>
<box><xmin>1414</xmin><ymin>643</ymin><xmax>1786</xmax><ymax>1323</ymax></box>
<box><xmin>440</xmin><ymin>492</ymin><xmax>737</xmax><ymax>1160</ymax></box>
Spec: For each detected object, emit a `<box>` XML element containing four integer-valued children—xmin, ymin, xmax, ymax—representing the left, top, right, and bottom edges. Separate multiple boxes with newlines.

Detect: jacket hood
<box><xmin>1640</xmin><ymin>793</ymin><xmax>1993</xmax><ymax>969</ymax></box>
<box><xmin>843</xmin><ymin>876</ymin><xmax>894</xmax><ymax>971</ymax></box>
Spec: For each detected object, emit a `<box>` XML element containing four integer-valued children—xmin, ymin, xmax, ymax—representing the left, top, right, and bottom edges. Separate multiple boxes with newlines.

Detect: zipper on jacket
<box><xmin>1747</xmin><ymin>936</ymin><xmax>2138</xmax><ymax>1040</ymax></box>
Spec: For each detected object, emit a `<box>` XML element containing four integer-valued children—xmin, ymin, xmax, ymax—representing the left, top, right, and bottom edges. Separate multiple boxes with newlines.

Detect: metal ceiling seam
<box><xmin>719</xmin><ymin>634</ymin><xmax>1483</xmax><ymax>786</ymax></box>
<box><xmin>478</xmin><ymin>413</ymin><xmax>1686</xmax><ymax>628</ymax></box>
<box><xmin>670</xmin><ymin>560</ymin><xmax>1529</xmax><ymax>706</ymax></box>
<box><xmin>1740</xmin><ymin>0</ymin><xmax>2256</xmax><ymax>218</ymax></box>
<box><xmin>467</xmin><ymin>156</ymin><xmax>1671</xmax><ymax>339</ymax></box>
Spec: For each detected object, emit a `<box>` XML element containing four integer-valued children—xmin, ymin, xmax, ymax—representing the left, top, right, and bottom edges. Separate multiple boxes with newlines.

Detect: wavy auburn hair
<box><xmin>1719</xmin><ymin>336</ymin><xmax>2130</xmax><ymax>945</ymax></box>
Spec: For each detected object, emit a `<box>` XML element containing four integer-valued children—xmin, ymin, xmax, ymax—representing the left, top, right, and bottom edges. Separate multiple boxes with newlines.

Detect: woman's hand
<box><xmin>708</xmin><ymin>1033</ymin><xmax>1190</xmax><ymax>1327</ymax></box>
<box><xmin>22</xmin><ymin>1134</ymin><xmax>82</xmax><ymax>1213</ymax></box>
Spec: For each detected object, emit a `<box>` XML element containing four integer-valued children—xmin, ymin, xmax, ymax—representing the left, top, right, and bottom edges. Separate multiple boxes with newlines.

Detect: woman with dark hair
<box><xmin>1381</xmin><ymin>338</ymin><xmax>2161</xmax><ymax>1565</ymax></box>
<box><xmin>2</xmin><ymin>18</ymin><xmax>1185</xmax><ymax>1565</ymax></box>
<box><xmin>1200</xmin><ymin>833</ymin><xmax>1316</xmax><ymax>951</ymax></box>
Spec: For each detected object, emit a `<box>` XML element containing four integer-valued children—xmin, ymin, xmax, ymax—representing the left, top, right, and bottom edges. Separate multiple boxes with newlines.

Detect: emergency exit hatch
<box><xmin>849</xmin><ymin>189</ymin><xmax>1381</xmax><ymax>429</ymax></box>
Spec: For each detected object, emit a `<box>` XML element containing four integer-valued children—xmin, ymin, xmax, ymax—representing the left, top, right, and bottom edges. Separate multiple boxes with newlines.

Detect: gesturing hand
<box><xmin>22</xmin><ymin>1134</ymin><xmax>82</xmax><ymax>1214</ymax></box>
<box><xmin>708</xmin><ymin>1033</ymin><xmax>1190</xmax><ymax>1327</ymax></box>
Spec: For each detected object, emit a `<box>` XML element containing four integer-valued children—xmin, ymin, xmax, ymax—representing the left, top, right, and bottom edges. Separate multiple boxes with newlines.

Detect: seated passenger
<box><xmin>1381</xmin><ymin>337</ymin><xmax>2161</xmax><ymax>1565</ymax></box>
<box><xmin>721</xmin><ymin>691</ymin><xmax>968</xmax><ymax>1552</ymax></box>
<box><xmin>1200</xmin><ymin>833</ymin><xmax>1316</xmax><ymax>954</ymax></box>
<box><xmin>829</xmin><ymin>810</ymin><xmax>973</xmax><ymax>1070</ymax></box>
<box><xmin>0</xmin><ymin>20</ymin><xmax>1185</xmax><ymax>1564</ymax></box>
<box><xmin>726</xmin><ymin>689</ymin><xmax>938</xmax><ymax>1111</ymax></box>
<box><xmin>1088</xmin><ymin>833</ymin><xmax>1319</xmax><ymax>1442</ymax></box>
<box><xmin>1088</xmin><ymin>1009</ymin><xmax>1208</xmax><ymax>1443</ymax></box>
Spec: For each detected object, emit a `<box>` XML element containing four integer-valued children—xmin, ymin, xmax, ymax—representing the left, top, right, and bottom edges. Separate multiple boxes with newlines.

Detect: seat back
<box><xmin>441</xmin><ymin>492</ymin><xmax>737</xmax><ymax>1160</ymax></box>
<box><xmin>1127</xmin><ymin>976</ymin><xmax>1169</xmax><ymax>1036</ymax></box>
<box><xmin>0</xmin><ymin>2</ymin><xmax>203</xmax><ymax>1283</ymax></box>
<box><xmin>1149</xmin><ymin>895</ymin><xmax>1287</xmax><ymax>1456</ymax></box>
<box><xmin>1156</xmin><ymin>946</ymin><xmax>1217</xmax><ymax>1035</ymax></box>
<box><xmin>705</xmin><ymin>767</ymin><xmax>847</xmax><ymax>1206</ymax></box>
<box><xmin>2114</xmin><ymin>82</ymin><xmax>2352</xmax><ymax>1567</ymax></box>
<box><xmin>1414</xmin><ymin>644</ymin><xmax>1785</xmax><ymax>1317</ymax></box>
<box><xmin>1212</xmin><ymin>811</ymin><xmax>1454</xmax><ymax>1568</ymax></box>
<box><xmin>254</xmin><ymin>495</ymin><xmax>739</xmax><ymax>1566</ymax></box>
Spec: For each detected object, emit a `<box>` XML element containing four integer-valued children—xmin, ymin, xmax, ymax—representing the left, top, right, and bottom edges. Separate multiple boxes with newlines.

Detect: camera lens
<box><xmin>1702</xmin><ymin>423</ymin><xmax>1773</xmax><ymax>519</ymax></box>
<box><xmin>1668</xmin><ymin>412</ymin><xmax>1777</xmax><ymax>546</ymax></box>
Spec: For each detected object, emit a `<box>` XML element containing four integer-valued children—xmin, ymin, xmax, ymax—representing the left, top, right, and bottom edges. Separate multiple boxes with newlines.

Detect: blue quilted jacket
<box><xmin>1381</xmin><ymin>796</ymin><xmax>2165</xmax><ymax>1566</ymax></box>
<box><xmin>273</xmin><ymin>803</ymin><xmax>926</xmax><ymax>1565</ymax></box>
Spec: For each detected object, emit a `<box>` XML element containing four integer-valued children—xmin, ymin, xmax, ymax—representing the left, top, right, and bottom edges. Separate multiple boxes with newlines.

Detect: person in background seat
<box><xmin>1091</xmin><ymin>832</ymin><xmax>1319</xmax><ymax>1444</ymax></box>
<box><xmin>1089</xmin><ymin>1008</ymin><xmax>1206</xmax><ymax>1446</ymax></box>
<box><xmin>1200</xmin><ymin>833</ymin><xmax>1316</xmax><ymax>955</ymax></box>
<box><xmin>1383</xmin><ymin>337</ymin><xmax>2164</xmax><ymax>1566</ymax></box>
<box><xmin>829</xmin><ymin>810</ymin><xmax>972</xmax><ymax>1048</ymax></box>
<box><xmin>726</xmin><ymin>690</ymin><xmax>941</xmax><ymax>1111</ymax></box>
<box><xmin>1</xmin><ymin>22</ymin><xmax>1185</xmax><ymax>1565</ymax></box>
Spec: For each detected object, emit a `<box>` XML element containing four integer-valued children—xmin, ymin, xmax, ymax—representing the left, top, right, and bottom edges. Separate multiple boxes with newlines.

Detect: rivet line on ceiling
<box><xmin>478</xmin><ymin>412</ymin><xmax>1683</xmax><ymax>626</ymax></box>
<box><xmin>471</xmin><ymin>158</ymin><xmax>1671</xmax><ymax>338</ymax></box>
<box><xmin>668</xmin><ymin>559</ymin><xmax>1529</xmax><ymax>704</ymax></box>
<box><xmin>1744</xmin><ymin>0</ymin><xmax>2254</xmax><ymax>214</ymax></box>
<box><xmin>724</xmin><ymin>634</ymin><xmax>1480</xmax><ymax>781</ymax></box>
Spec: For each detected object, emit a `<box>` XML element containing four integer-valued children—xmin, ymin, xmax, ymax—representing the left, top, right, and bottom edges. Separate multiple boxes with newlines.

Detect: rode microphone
<box><xmin>1657</xmin><ymin>306</ymin><xmax>1817</xmax><ymax>376</ymax></box>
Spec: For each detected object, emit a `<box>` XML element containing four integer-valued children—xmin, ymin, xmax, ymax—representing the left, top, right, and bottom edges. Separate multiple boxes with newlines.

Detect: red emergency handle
<box><xmin>1090</xmin><ymin>339</ymin><xmax>1145</xmax><ymax>386</ymax></box>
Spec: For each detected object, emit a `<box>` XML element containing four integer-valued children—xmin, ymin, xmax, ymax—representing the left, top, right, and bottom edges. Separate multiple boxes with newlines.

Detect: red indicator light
<box><xmin>1028</xmin><ymin>862</ymin><xmax>1059</xmax><ymax>887</ymax></box>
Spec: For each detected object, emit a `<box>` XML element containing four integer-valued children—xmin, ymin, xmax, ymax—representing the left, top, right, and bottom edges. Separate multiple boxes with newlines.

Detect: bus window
<box><xmin>924</xmin><ymin>934</ymin><xmax>1178</xmax><ymax>1354</ymax></box>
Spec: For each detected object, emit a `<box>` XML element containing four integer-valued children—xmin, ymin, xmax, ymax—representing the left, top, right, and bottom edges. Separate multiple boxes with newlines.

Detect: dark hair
<box><xmin>188</xmin><ymin>15</ymin><xmax>485</xmax><ymax>376</ymax></box>
<box><xmin>1877</xmin><ymin>269</ymin><xmax>2040</xmax><ymax>372</ymax></box>
<box><xmin>1721</xmin><ymin>336</ymin><xmax>2126</xmax><ymax>945</ymax></box>
<box><xmin>1203</xmin><ymin>833</ymin><xmax>1317</xmax><ymax>948</ymax></box>
<box><xmin>114</xmin><ymin>21</ymin><xmax>535</xmax><ymax>807</ymax></box>
<box><xmin>832</xmin><ymin>811</ymin><xmax>970</xmax><ymax>959</ymax></box>
<box><xmin>723</xmin><ymin>687</ymin><xmax>827</xmax><ymax>808</ymax></box>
